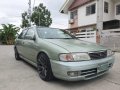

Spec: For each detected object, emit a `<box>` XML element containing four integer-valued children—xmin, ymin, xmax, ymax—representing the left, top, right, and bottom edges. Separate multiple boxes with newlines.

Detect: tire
<box><xmin>14</xmin><ymin>48</ymin><xmax>21</xmax><ymax>60</ymax></box>
<box><xmin>37</xmin><ymin>53</ymin><xmax>54</xmax><ymax>81</ymax></box>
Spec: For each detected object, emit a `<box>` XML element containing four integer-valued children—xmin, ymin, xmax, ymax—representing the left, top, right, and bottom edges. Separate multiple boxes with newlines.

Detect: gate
<box><xmin>101</xmin><ymin>29</ymin><xmax>120</xmax><ymax>51</ymax></box>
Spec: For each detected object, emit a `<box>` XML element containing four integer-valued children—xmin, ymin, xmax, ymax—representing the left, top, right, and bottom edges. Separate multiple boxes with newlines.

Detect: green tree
<box><xmin>21</xmin><ymin>3</ymin><xmax>52</xmax><ymax>28</ymax></box>
<box><xmin>0</xmin><ymin>24</ymin><xmax>20</xmax><ymax>45</ymax></box>
<box><xmin>21</xmin><ymin>12</ymin><xmax>30</xmax><ymax>28</ymax></box>
<box><xmin>31</xmin><ymin>3</ymin><xmax>52</xmax><ymax>27</ymax></box>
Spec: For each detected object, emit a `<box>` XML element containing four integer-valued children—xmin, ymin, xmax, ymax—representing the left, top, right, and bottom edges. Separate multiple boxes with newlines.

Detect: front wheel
<box><xmin>14</xmin><ymin>48</ymin><xmax>21</xmax><ymax>60</ymax></box>
<box><xmin>37</xmin><ymin>53</ymin><xmax>54</xmax><ymax>81</ymax></box>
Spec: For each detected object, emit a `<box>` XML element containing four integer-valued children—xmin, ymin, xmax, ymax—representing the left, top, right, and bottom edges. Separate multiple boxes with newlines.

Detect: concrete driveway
<box><xmin>0</xmin><ymin>45</ymin><xmax>120</xmax><ymax>90</ymax></box>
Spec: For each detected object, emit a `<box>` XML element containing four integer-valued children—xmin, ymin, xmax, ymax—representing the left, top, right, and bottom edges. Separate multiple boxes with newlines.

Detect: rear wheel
<box><xmin>37</xmin><ymin>53</ymin><xmax>54</xmax><ymax>81</ymax></box>
<box><xmin>14</xmin><ymin>48</ymin><xmax>21</xmax><ymax>60</ymax></box>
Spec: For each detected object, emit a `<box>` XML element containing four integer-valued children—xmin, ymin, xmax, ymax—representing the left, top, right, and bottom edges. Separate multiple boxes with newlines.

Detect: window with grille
<box><xmin>70</xmin><ymin>10</ymin><xmax>78</xmax><ymax>19</ymax></box>
<box><xmin>86</xmin><ymin>4</ymin><xmax>96</xmax><ymax>16</ymax></box>
<box><xmin>116</xmin><ymin>4</ymin><xmax>120</xmax><ymax>15</ymax></box>
<box><xmin>104</xmin><ymin>2</ymin><xmax>109</xmax><ymax>13</ymax></box>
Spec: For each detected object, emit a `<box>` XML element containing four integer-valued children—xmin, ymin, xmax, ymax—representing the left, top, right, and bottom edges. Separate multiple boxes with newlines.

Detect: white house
<box><xmin>60</xmin><ymin>0</ymin><xmax>120</xmax><ymax>46</ymax></box>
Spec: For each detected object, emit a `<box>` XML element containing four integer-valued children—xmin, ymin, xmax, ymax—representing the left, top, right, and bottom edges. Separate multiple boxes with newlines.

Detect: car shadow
<box><xmin>20</xmin><ymin>59</ymin><xmax>37</xmax><ymax>70</ymax></box>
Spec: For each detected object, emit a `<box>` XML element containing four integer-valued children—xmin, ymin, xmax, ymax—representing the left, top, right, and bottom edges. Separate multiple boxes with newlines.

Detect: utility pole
<box><xmin>28</xmin><ymin>0</ymin><xmax>31</xmax><ymax>26</ymax></box>
<box><xmin>97</xmin><ymin>0</ymin><xmax>103</xmax><ymax>44</ymax></box>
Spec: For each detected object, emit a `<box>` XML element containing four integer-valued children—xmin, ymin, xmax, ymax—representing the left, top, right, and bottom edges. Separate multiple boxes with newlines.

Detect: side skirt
<box><xmin>20</xmin><ymin>55</ymin><xmax>37</xmax><ymax>68</ymax></box>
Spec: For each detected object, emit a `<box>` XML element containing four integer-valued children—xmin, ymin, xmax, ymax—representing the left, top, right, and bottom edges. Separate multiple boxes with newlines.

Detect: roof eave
<box><xmin>59</xmin><ymin>0</ymin><xmax>74</xmax><ymax>14</ymax></box>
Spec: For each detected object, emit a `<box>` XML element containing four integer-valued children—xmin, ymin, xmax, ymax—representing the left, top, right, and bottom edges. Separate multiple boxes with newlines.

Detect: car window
<box><xmin>37</xmin><ymin>28</ymin><xmax>76</xmax><ymax>39</ymax></box>
<box><xmin>24</xmin><ymin>28</ymin><xmax>35</xmax><ymax>39</ymax></box>
<box><xmin>18</xmin><ymin>29</ymin><xmax>27</xmax><ymax>39</ymax></box>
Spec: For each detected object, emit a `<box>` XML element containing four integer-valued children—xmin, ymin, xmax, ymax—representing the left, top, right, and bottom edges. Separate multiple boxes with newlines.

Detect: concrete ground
<box><xmin>0</xmin><ymin>45</ymin><xmax>120</xmax><ymax>90</ymax></box>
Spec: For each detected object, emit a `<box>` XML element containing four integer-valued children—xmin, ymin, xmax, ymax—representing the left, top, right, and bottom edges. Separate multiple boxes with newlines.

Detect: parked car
<box><xmin>14</xmin><ymin>26</ymin><xmax>115</xmax><ymax>81</ymax></box>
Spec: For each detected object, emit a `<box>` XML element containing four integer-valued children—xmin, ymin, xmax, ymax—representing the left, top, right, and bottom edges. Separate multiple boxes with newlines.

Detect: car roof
<box><xmin>23</xmin><ymin>26</ymin><xmax>63</xmax><ymax>30</ymax></box>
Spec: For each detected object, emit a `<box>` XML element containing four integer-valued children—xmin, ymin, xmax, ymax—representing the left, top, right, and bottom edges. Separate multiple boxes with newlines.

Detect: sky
<box><xmin>0</xmin><ymin>0</ymin><xmax>68</xmax><ymax>29</ymax></box>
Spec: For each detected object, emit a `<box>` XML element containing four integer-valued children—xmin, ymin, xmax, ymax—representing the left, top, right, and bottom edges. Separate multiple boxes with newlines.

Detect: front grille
<box><xmin>81</xmin><ymin>68</ymin><xmax>97</xmax><ymax>78</ymax></box>
<box><xmin>81</xmin><ymin>68</ymin><xmax>107</xmax><ymax>79</ymax></box>
<box><xmin>89</xmin><ymin>50</ymin><xmax>107</xmax><ymax>60</ymax></box>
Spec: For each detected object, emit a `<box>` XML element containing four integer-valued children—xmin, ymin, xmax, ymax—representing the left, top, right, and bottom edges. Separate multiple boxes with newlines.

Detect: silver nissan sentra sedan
<box><xmin>14</xmin><ymin>27</ymin><xmax>115</xmax><ymax>81</ymax></box>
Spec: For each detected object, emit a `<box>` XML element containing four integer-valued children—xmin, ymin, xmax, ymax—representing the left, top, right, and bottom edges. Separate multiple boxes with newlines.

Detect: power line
<box><xmin>0</xmin><ymin>16</ymin><xmax>21</xmax><ymax>18</ymax></box>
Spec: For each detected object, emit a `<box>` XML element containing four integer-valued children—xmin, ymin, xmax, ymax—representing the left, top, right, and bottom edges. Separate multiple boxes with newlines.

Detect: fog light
<box><xmin>67</xmin><ymin>71</ymin><xmax>81</xmax><ymax>77</ymax></box>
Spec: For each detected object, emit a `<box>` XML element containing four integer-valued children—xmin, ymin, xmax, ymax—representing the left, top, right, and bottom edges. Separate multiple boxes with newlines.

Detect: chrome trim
<box><xmin>88</xmin><ymin>50</ymin><xmax>107</xmax><ymax>54</ymax></box>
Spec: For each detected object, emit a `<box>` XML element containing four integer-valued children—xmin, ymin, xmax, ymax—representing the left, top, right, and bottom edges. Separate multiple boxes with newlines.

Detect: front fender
<box><xmin>36</xmin><ymin>40</ymin><xmax>69</xmax><ymax>61</ymax></box>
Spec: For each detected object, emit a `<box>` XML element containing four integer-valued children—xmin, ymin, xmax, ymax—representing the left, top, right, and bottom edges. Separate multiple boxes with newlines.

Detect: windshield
<box><xmin>37</xmin><ymin>28</ymin><xmax>76</xmax><ymax>39</ymax></box>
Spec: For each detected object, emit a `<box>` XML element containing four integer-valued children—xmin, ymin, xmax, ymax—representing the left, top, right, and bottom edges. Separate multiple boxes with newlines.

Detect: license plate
<box><xmin>97</xmin><ymin>63</ymin><xmax>109</xmax><ymax>72</ymax></box>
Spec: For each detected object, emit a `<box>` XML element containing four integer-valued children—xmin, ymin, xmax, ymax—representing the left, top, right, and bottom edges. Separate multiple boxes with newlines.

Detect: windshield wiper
<box><xmin>63</xmin><ymin>37</ymin><xmax>78</xmax><ymax>39</ymax></box>
<box><xmin>45</xmin><ymin>38</ymin><xmax>76</xmax><ymax>39</ymax></box>
<box><xmin>45</xmin><ymin>38</ymin><xmax>56</xmax><ymax>39</ymax></box>
<box><xmin>62</xmin><ymin>38</ymin><xmax>73</xmax><ymax>39</ymax></box>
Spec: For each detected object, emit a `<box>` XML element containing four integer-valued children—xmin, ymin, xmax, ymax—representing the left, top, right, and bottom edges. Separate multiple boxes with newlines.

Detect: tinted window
<box><xmin>18</xmin><ymin>29</ymin><xmax>27</xmax><ymax>39</ymax></box>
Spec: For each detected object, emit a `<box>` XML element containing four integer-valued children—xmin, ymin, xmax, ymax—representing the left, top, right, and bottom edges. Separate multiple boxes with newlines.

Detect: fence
<box><xmin>75</xmin><ymin>31</ymin><xmax>96</xmax><ymax>43</ymax></box>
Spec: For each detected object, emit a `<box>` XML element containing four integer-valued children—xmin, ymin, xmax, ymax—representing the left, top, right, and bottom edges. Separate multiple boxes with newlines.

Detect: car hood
<box><xmin>45</xmin><ymin>39</ymin><xmax>107</xmax><ymax>52</ymax></box>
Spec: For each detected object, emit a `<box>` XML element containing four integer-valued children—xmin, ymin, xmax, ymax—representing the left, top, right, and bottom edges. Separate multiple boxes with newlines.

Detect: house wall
<box><xmin>78</xmin><ymin>1</ymin><xmax>97</xmax><ymax>27</ymax></box>
<box><xmin>102</xmin><ymin>0</ymin><xmax>120</xmax><ymax>21</ymax></box>
<box><xmin>70</xmin><ymin>17</ymin><xmax>78</xmax><ymax>29</ymax></box>
<box><xmin>103</xmin><ymin>0</ymin><xmax>115</xmax><ymax>21</ymax></box>
<box><xmin>66</xmin><ymin>0</ymin><xmax>120</xmax><ymax>44</ymax></box>
<box><xmin>68</xmin><ymin>0</ymin><xmax>120</xmax><ymax>28</ymax></box>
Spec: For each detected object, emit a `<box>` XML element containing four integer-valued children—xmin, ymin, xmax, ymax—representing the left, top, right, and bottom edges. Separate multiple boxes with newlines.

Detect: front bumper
<box><xmin>50</xmin><ymin>56</ymin><xmax>115</xmax><ymax>81</ymax></box>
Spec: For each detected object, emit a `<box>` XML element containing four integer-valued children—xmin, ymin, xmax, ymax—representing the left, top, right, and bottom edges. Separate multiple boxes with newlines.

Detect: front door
<box><xmin>23</xmin><ymin>28</ymin><xmax>38</xmax><ymax>63</ymax></box>
<box><xmin>16</xmin><ymin>29</ymin><xmax>28</xmax><ymax>56</ymax></box>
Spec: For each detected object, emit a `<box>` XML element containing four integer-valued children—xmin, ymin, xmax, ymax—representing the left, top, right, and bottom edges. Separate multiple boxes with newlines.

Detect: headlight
<box><xmin>59</xmin><ymin>53</ymin><xmax>73</xmax><ymax>61</ymax></box>
<box><xmin>107</xmin><ymin>49</ymin><xmax>114</xmax><ymax>56</ymax></box>
<box><xmin>59</xmin><ymin>53</ymin><xmax>91</xmax><ymax>62</ymax></box>
<box><xmin>72</xmin><ymin>53</ymin><xmax>91</xmax><ymax>61</ymax></box>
